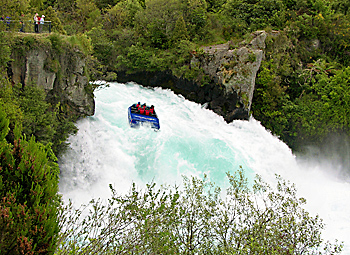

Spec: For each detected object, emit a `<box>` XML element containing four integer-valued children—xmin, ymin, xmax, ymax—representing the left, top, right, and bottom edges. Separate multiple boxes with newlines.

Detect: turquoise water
<box><xmin>59</xmin><ymin>82</ymin><xmax>350</xmax><ymax>252</ymax></box>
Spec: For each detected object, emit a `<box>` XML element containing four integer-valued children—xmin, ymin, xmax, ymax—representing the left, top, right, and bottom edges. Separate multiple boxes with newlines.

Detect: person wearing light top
<box><xmin>40</xmin><ymin>15</ymin><xmax>45</xmax><ymax>33</ymax></box>
<box><xmin>34</xmin><ymin>13</ymin><xmax>39</xmax><ymax>33</ymax></box>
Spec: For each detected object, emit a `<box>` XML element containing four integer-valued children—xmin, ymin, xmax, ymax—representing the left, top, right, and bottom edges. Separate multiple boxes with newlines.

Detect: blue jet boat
<box><xmin>128</xmin><ymin>103</ymin><xmax>160</xmax><ymax>130</ymax></box>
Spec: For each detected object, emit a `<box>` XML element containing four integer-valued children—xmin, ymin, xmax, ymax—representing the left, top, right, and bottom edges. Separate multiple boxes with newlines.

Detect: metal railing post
<box><xmin>0</xmin><ymin>20</ymin><xmax>51</xmax><ymax>33</ymax></box>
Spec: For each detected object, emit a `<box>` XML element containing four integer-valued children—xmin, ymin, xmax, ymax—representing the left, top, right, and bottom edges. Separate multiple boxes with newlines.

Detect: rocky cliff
<box><xmin>6</xmin><ymin>31</ymin><xmax>266</xmax><ymax>123</ymax></box>
<box><xmin>8</xmin><ymin>35</ymin><xmax>95</xmax><ymax>119</ymax></box>
<box><xmin>117</xmin><ymin>31</ymin><xmax>267</xmax><ymax>122</ymax></box>
<box><xmin>192</xmin><ymin>30</ymin><xmax>266</xmax><ymax>114</ymax></box>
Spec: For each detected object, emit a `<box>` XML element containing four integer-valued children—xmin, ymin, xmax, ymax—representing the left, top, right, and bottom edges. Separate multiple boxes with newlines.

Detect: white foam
<box><xmin>59</xmin><ymin>82</ymin><xmax>350</xmax><ymax>252</ymax></box>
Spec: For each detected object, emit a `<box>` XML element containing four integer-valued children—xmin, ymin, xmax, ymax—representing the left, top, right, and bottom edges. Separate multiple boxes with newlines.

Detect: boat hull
<box><xmin>128</xmin><ymin>106</ymin><xmax>160</xmax><ymax>130</ymax></box>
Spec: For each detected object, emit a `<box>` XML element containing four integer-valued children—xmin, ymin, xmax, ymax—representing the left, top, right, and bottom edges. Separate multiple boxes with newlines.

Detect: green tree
<box><xmin>123</xmin><ymin>43</ymin><xmax>171</xmax><ymax>71</ymax></box>
<box><xmin>56</xmin><ymin>0</ymin><xmax>76</xmax><ymax>13</ymax></box>
<box><xmin>55</xmin><ymin>169</ymin><xmax>343</xmax><ymax>254</ymax></box>
<box><xmin>76</xmin><ymin>0</ymin><xmax>101</xmax><ymax>30</ymax></box>
<box><xmin>171</xmin><ymin>14</ymin><xmax>188</xmax><ymax>44</ymax></box>
<box><xmin>252</xmin><ymin>60</ymin><xmax>290</xmax><ymax>139</ymax></box>
<box><xmin>206</xmin><ymin>0</ymin><xmax>227</xmax><ymax>12</ymax></box>
<box><xmin>291</xmin><ymin>65</ymin><xmax>350</xmax><ymax>146</ymax></box>
<box><xmin>86</xmin><ymin>26</ymin><xmax>115</xmax><ymax>67</ymax></box>
<box><xmin>0</xmin><ymin>0</ymin><xmax>30</xmax><ymax>21</ymax></box>
<box><xmin>17</xmin><ymin>84</ymin><xmax>57</xmax><ymax>146</ymax></box>
<box><xmin>0</xmin><ymin>109</ymin><xmax>61</xmax><ymax>254</ymax></box>
<box><xmin>30</xmin><ymin>0</ymin><xmax>44</xmax><ymax>9</ymax></box>
<box><xmin>45</xmin><ymin>6</ymin><xmax>66</xmax><ymax>34</ymax></box>
<box><xmin>0</xmin><ymin>32</ymin><xmax>11</xmax><ymax>73</ymax></box>
<box><xmin>43</xmin><ymin>0</ymin><xmax>58</xmax><ymax>8</ymax></box>
<box><xmin>331</xmin><ymin>0</ymin><xmax>350</xmax><ymax>15</ymax></box>
<box><xmin>0</xmin><ymin>78</ymin><xmax>23</xmax><ymax>144</ymax></box>
<box><xmin>95</xmin><ymin>0</ymin><xmax>119</xmax><ymax>10</ymax></box>
<box><xmin>105</xmin><ymin>0</ymin><xmax>142</xmax><ymax>29</ymax></box>
<box><xmin>222</xmin><ymin>0</ymin><xmax>286</xmax><ymax>32</ymax></box>
<box><xmin>135</xmin><ymin>0</ymin><xmax>183</xmax><ymax>48</ymax></box>
<box><xmin>184</xmin><ymin>0</ymin><xmax>207</xmax><ymax>36</ymax></box>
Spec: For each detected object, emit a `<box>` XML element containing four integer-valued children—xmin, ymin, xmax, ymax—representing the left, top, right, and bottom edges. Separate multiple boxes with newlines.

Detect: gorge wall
<box><xmin>6</xmin><ymin>31</ymin><xmax>267</xmax><ymax>123</ymax></box>
<box><xmin>117</xmin><ymin>31</ymin><xmax>267</xmax><ymax>122</ymax></box>
<box><xmin>7</xmin><ymin>35</ymin><xmax>95</xmax><ymax>119</ymax></box>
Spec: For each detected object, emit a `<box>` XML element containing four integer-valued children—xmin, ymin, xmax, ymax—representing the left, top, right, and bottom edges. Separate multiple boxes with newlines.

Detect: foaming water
<box><xmin>59</xmin><ymin>82</ymin><xmax>350</xmax><ymax>252</ymax></box>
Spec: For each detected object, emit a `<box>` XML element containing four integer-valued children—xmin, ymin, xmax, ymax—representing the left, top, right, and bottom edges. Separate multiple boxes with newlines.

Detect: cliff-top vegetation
<box><xmin>2</xmin><ymin>0</ymin><xmax>350</xmax><ymax>151</ymax></box>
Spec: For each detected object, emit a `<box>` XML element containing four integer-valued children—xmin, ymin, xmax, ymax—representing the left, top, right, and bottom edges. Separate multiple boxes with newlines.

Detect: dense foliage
<box><xmin>1</xmin><ymin>0</ymin><xmax>350</xmax><ymax>253</ymax></box>
<box><xmin>252</xmin><ymin>31</ymin><xmax>350</xmax><ymax>150</ymax></box>
<box><xmin>0</xmin><ymin>33</ymin><xmax>77</xmax><ymax>253</ymax></box>
<box><xmin>56</xmin><ymin>170</ymin><xmax>343</xmax><ymax>254</ymax></box>
<box><xmin>0</xmin><ymin>108</ymin><xmax>61</xmax><ymax>254</ymax></box>
<box><xmin>0</xmin><ymin>32</ymin><xmax>82</xmax><ymax>155</ymax></box>
<box><xmin>1</xmin><ymin>0</ymin><xmax>350</xmax><ymax>151</ymax></box>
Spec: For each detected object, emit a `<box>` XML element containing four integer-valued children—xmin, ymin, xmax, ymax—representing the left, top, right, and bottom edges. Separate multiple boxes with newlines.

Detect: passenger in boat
<box><xmin>140</xmin><ymin>107</ymin><xmax>145</xmax><ymax>114</ymax></box>
<box><xmin>137</xmin><ymin>102</ymin><xmax>142</xmax><ymax>112</ymax></box>
<box><xmin>131</xmin><ymin>103</ymin><xmax>138</xmax><ymax>113</ymax></box>
<box><xmin>145</xmin><ymin>109</ymin><xmax>150</xmax><ymax>115</ymax></box>
<box><xmin>150</xmin><ymin>105</ymin><xmax>154</xmax><ymax>115</ymax></box>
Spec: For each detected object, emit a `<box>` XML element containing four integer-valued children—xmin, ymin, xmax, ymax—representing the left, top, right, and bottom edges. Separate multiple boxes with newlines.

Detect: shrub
<box><xmin>56</xmin><ymin>169</ymin><xmax>343</xmax><ymax>254</ymax></box>
<box><xmin>0</xmin><ymin>109</ymin><xmax>61</xmax><ymax>254</ymax></box>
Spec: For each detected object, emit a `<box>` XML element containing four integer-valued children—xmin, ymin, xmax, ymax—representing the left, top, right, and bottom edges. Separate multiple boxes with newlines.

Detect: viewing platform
<box><xmin>1</xmin><ymin>19</ymin><xmax>52</xmax><ymax>33</ymax></box>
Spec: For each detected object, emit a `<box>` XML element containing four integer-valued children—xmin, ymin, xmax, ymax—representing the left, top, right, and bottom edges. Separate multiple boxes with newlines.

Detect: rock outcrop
<box><xmin>7</xmin><ymin>31</ymin><xmax>266</xmax><ymax>123</ymax></box>
<box><xmin>117</xmin><ymin>31</ymin><xmax>267</xmax><ymax>122</ymax></box>
<box><xmin>8</xmin><ymin>36</ymin><xmax>94</xmax><ymax>119</ymax></box>
<box><xmin>193</xmin><ymin>30</ymin><xmax>266</xmax><ymax>113</ymax></box>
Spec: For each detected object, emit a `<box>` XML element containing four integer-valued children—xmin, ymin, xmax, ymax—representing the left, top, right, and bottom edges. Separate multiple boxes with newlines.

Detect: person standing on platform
<box><xmin>19</xmin><ymin>14</ymin><xmax>25</xmax><ymax>32</ymax></box>
<box><xmin>40</xmin><ymin>15</ymin><xmax>45</xmax><ymax>33</ymax></box>
<box><xmin>34</xmin><ymin>13</ymin><xmax>39</xmax><ymax>33</ymax></box>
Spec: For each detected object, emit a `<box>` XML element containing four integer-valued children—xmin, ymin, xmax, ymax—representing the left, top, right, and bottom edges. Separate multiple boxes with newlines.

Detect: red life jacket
<box><xmin>150</xmin><ymin>108</ymin><xmax>154</xmax><ymax>114</ymax></box>
<box><xmin>145</xmin><ymin>110</ymin><xmax>149</xmax><ymax>115</ymax></box>
<box><xmin>140</xmin><ymin>108</ymin><xmax>145</xmax><ymax>114</ymax></box>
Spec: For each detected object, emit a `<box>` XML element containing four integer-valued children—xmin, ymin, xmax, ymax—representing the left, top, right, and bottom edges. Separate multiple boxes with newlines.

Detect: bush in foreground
<box><xmin>0</xmin><ymin>109</ymin><xmax>60</xmax><ymax>254</ymax></box>
<box><xmin>56</xmin><ymin>168</ymin><xmax>343</xmax><ymax>254</ymax></box>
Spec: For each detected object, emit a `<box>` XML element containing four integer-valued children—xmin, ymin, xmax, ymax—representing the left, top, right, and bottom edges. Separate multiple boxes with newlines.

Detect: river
<box><xmin>59</xmin><ymin>82</ymin><xmax>350</xmax><ymax>253</ymax></box>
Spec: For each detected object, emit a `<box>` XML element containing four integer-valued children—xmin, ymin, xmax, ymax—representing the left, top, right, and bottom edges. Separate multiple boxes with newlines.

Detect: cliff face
<box><xmin>192</xmin><ymin>30</ymin><xmax>266</xmax><ymax>113</ymax></box>
<box><xmin>7</xmin><ymin>32</ymin><xmax>265</xmax><ymax>123</ymax></box>
<box><xmin>8</xmin><ymin>36</ymin><xmax>95</xmax><ymax>119</ymax></box>
<box><xmin>117</xmin><ymin>31</ymin><xmax>267</xmax><ymax>122</ymax></box>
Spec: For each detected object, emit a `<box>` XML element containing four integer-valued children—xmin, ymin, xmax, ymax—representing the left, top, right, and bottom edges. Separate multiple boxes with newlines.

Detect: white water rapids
<box><xmin>58</xmin><ymin>82</ymin><xmax>350</xmax><ymax>252</ymax></box>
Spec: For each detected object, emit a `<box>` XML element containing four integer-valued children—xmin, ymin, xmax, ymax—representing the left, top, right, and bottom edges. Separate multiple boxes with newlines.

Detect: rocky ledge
<box><xmin>117</xmin><ymin>31</ymin><xmax>267</xmax><ymax>122</ymax></box>
<box><xmin>8</xmin><ymin>36</ymin><xmax>94</xmax><ymax>119</ymax></box>
<box><xmin>6</xmin><ymin>31</ymin><xmax>266</xmax><ymax>123</ymax></box>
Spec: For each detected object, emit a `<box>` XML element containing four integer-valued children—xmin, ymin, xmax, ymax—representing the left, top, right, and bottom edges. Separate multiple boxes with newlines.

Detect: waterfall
<box><xmin>59</xmin><ymin>82</ymin><xmax>350</xmax><ymax>252</ymax></box>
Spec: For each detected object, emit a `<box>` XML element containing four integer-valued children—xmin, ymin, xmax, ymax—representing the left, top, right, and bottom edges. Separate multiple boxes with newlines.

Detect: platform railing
<box><xmin>0</xmin><ymin>20</ymin><xmax>51</xmax><ymax>33</ymax></box>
